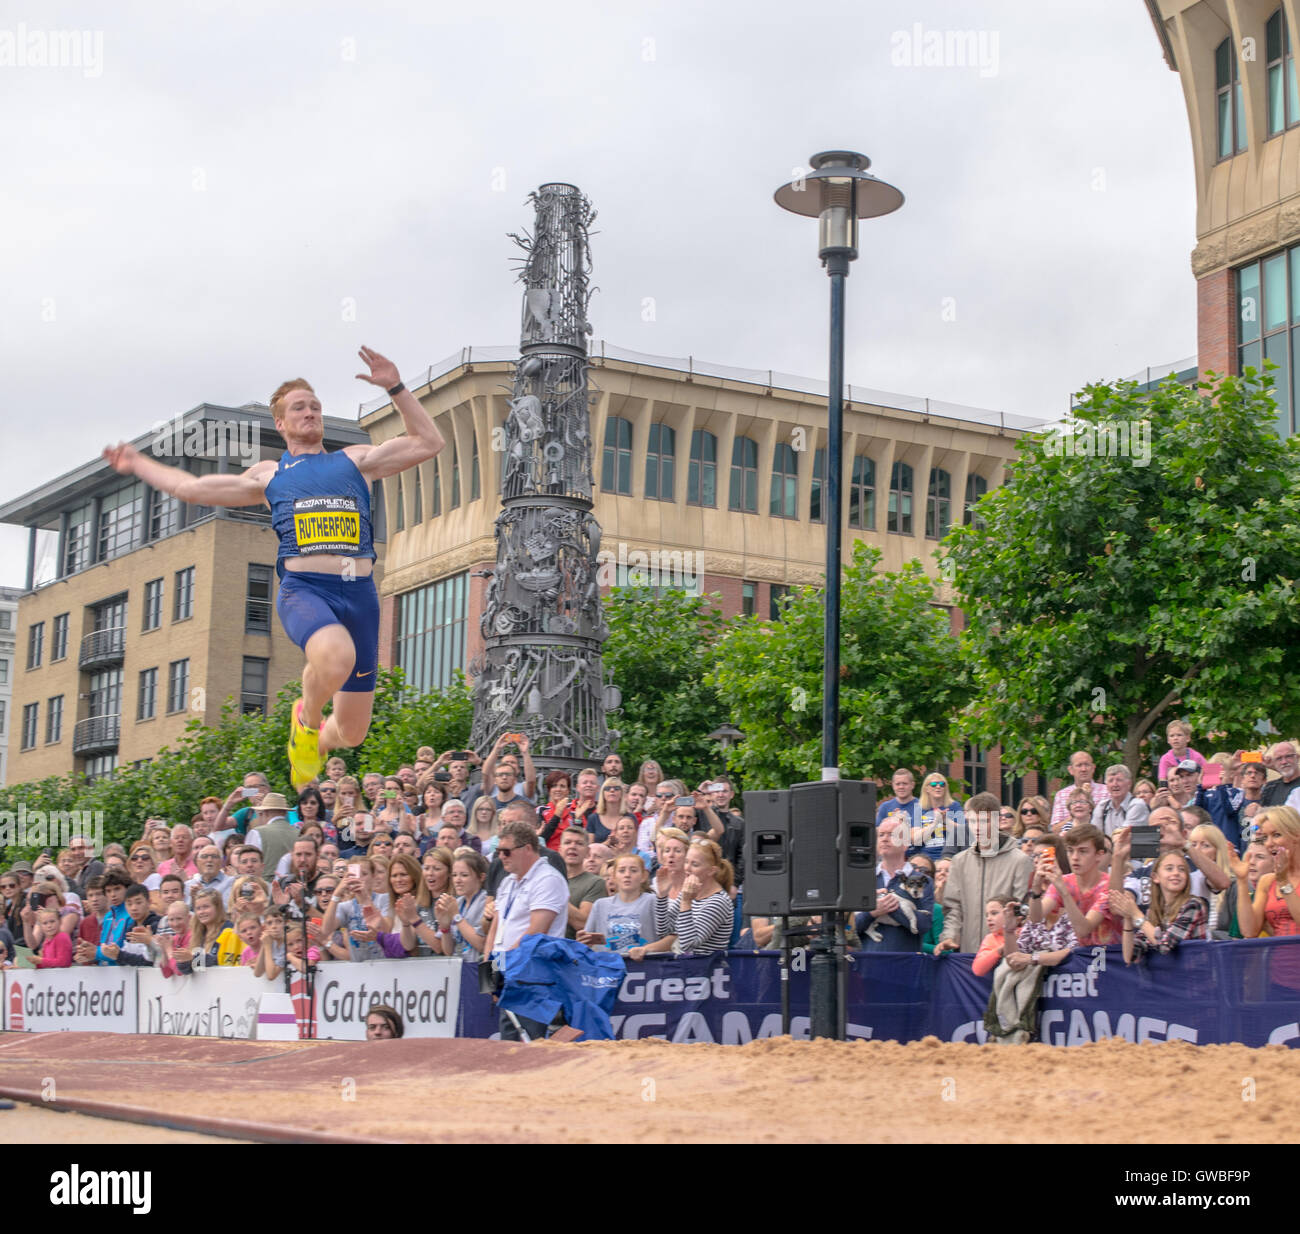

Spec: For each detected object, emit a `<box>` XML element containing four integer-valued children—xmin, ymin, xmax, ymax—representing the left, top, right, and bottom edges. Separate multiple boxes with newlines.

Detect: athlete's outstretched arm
<box><xmin>102</xmin><ymin>442</ymin><xmax>273</xmax><ymax>507</ymax></box>
<box><xmin>345</xmin><ymin>346</ymin><xmax>445</xmax><ymax>481</ymax></box>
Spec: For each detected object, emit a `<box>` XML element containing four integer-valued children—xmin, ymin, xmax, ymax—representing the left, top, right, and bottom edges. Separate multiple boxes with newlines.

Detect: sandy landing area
<box><xmin>0</xmin><ymin>1032</ymin><xmax>1296</xmax><ymax>1142</ymax></box>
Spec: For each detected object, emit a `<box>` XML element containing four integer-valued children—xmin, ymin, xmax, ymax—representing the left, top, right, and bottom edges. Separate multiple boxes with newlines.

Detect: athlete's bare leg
<box><xmin>301</xmin><ymin>624</ymin><xmax>356</xmax><ymax>727</ymax></box>
<box><xmin>320</xmin><ymin>690</ymin><xmax>375</xmax><ymax>757</ymax></box>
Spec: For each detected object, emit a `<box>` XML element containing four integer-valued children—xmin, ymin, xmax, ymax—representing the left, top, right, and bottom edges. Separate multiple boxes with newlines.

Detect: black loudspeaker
<box><xmin>742</xmin><ymin>790</ymin><xmax>792</xmax><ymax>916</ymax></box>
<box><xmin>742</xmin><ymin>781</ymin><xmax>877</xmax><ymax>916</ymax></box>
<box><xmin>789</xmin><ymin>780</ymin><xmax>876</xmax><ymax>913</ymax></box>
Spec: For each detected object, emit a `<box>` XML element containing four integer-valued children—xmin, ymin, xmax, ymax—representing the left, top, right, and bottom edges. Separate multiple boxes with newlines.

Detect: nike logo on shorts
<box><xmin>354</xmin><ymin>668</ymin><xmax>375</xmax><ymax>678</ymax></box>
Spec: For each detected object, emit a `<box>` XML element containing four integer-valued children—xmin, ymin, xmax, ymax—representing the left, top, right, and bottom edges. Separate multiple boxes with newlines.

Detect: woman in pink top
<box><xmin>973</xmin><ymin>898</ymin><xmax>1012</xmax><ymax>976</ymax></box>
<box><xmin>1232</xmin><ymin>806</ymin><xmax>1300</xmax><ymax>990</ymax></box>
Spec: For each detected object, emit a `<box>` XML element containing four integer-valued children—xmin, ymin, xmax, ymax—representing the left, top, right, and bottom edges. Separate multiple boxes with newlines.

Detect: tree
<box><xmin>707</xmin><ymin>542</ymin><xmax>970</xmax><ymax>789</ymax></box>
<box><xmin>946</xmin><ymin>367</ymin><xmax>1300</xmax><ymax>780</ymax></box>
<box><xmin>601</xmin><ymin>586</ymin><xmax>732</xmax><ymax>786</ymax></box>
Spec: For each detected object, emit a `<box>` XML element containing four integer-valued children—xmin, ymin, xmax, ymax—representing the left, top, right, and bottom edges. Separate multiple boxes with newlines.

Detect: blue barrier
<box><xmin>456</xmin><ymin>937</ymin><xmax>1300</xmax><ymax>1046</ymax></box>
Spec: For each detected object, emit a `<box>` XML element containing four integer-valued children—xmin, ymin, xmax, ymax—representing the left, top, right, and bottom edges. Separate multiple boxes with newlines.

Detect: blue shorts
<box><xmin>276</xmin><ymin>571</ymin><xmax>380</xmax><ymax>693</ymax></box>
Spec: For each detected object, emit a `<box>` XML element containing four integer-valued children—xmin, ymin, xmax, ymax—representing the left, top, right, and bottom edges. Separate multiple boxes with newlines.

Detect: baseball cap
<box><xmin>1175</xmin><ymin>759</ymin><xmax>1200</xmax><ymax>773</ymax></box>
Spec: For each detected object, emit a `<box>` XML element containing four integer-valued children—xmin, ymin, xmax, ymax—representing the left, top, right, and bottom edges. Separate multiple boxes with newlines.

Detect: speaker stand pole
<box><xmin>780</xmin><ymin>916</ymin><xmax>791</xmax><ymax>1036</ymax></box>
<box><xmin>836</xmin><ymin>917</ymin><xmax>847</xmax><ymax>1041</ymax></box>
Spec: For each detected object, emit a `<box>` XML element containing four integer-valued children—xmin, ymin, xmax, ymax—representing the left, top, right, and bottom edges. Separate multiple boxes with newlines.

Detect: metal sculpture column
<box><xmin>468</xmin><ymin>184</ymin><xmax>619</xmax><ymax>772</ymax></box>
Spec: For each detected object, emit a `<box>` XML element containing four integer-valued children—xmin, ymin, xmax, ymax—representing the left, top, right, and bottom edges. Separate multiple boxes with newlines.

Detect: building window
<box><xmin>137</xmin><ymin>667</ymin><xmax>157</xmax><ymax>721</ymax></box>
<box><xmin>0</xmin><ymin>609</ymin><xmax>10</xmax><ymax>630</ymax></box>
<box><xmin>97</xmin><ymin>481</ymin><xmax>145</xmax><ymax>562</ymax></box>
<box><xmin>246</xmin><ymin>564</ymin><xmax>273</xmax><ymax>634</ymax></box>
<box><xmin>0</xmin><ymin>700</ymin><xmax>5</xmax><ymax>735</ymax></box>
<box><xmin>150</xmin><ymin>490</ymin><xmax>180</xmax><ymax>540</ymax></box>
<box><xmin>849</xmin><ymin>455</ymin><xmax>876</xmax><ymax>530</ymax></box>
<box><xmin>84</xmin><ymin>754</ymin><xmax>117</xmax><ymax>783</ymax></box>
<box><xmin>144</xmin><ymin>578</ymin><xmax>163</xmax><ymax>631</ymax></box>
<box><xmin>1267</xmin><ymin>8</ymin><xmax>1300</xmax><ymax>136</ymax></box>
<box><xmin>27</xmin><ymin>621</ymin><xmax>43</xmax><ymax>669</ymax></box>
<box><xmin>470</xmin><ymin>428</ymin><xmax>480</xmax><ymax>500</ymax></box>
<box><xmin>888</xmin><ymin>462</ymin><xmax>914</xmax><ymax>534</ymax></box>
<box><xmin>601</xmin><ymin>417</ymin><xmax>633</xmax><ymax>495</ymax></box>
<box><xmin>729</xmin><ymin>436</ymin><xmax>759</xmax><ymax>513</ymax></box>
<box><xmin>241</xmin><ymin>656</ymin><xmax>269</xmax><ymax>715</ymax></box>
<box><xmin>88</xmin><ymin>667</ymin><xmax>122</xmax><ymax>723</ymax></box>
<box><xmin>964</xmin><ymin>742</ymin><xmax>988</xmax><ymax>796</ymax></box>
<box><xmin>51</xmin><ymin>613</ymin><xmax>69</xmax><ymax>661</ymax></box>
<box><xmin>412</xmin><ymin>465</ymin><xmax>423</xmax><ymax>524</ymax></box>
<box><xmin>645</xmin><ymin>423</ymin><xmax>676</xmax><ymax>501</ymax></box>
<box><xmin>687</xmin><ymin>430</ymin><xmax>717</xmax><ymax>507</ymax></box>
<box><xmin>964</xmin><ymin>474</ymin><xmax>989</xmax><ymax>527</ymax></box>
<box><xmin>741</xmin><ymin>581</ymin><xmax>756</xmax><ymax>617</ymax></box>
<box><xmin>395</xmin><ymin>572</ymin><xmax>469</xmax><ymax>694</ymax></box>
<box><xmin>21</xmin><ymin>703</ymin><xmax>38</xmax><ymax>751</ymax></box>
<box><xmin>431</xmin><ymin>459</ymin><xmax>442</xmax><ymax>516</ymax></box>
<box><xmin>1216</xmin><ymin>36</ymin><xmax>1247</xmax><ymax>159</ymax></box>
<box><xmin>65</xmin><ymin>502</ymin><xmax>94</xmax><ymax>576</ymax></box>
<box><xmin>370</xmin><ymin>480</ymin><xmax>387</xmax><ymax>541</ymax></box>
<box><xmin>449</xmin><ymin>443</ymin><xmax>461</xmax><ymax>508</ymax></box>
<box><xmin>394</xmin><ymin>473</ymin><xmax>405</xmax><ymax>532</ymax></box>
<box><xmin>809</xmin><ymin>447</ymin><xmax>825</xmax><ymax>523</ymax></box>
<box><xmin>1237</xmin><ymin>243</ymin><xmax>1300</xmax><ymax>437</ymax></box>
<box><xmin>174</xmin><ymin>567</ymin><xmax>194</xmax><ymax>621</ymax></box>
<box><xmin>0</xmin><ymin>658</ymin><xmax>7</xmax><ymax>686</ymax></box>
<box><xmin>769</xmin><ymin>584</ymin><xmax>791</xmax><ymax>621</ymax></box>
<box><xmin>167</xmin><ymin>659</ymin><xmax>190</xmax><ymax>714</ymax></box>
<box><xmin>45</xmin><ymin>695</ymin><xmax>63</xmax><ymax>744</ymax></box>
<box><xmin>770</xmin><ymin>443</ymin><xmax>799</xmax><ymax>519</ymax></box>
<box><xmin>926</xmin><ymin>468</ymin><xmax>952</xmax><ymax>539</ymax></box>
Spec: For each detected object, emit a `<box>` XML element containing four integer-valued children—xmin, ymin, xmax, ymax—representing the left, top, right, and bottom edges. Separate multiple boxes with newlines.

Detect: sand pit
<box><xmin>0</xmin><ymin>1031</ymin><xmax>1296</xmax><ymax>1142</ymax></box>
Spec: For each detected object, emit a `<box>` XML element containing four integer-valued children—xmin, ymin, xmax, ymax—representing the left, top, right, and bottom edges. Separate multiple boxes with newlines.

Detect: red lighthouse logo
<box><xmin>289</xmin><ymin>974</ymin><xmax>314</xmax><ymax>1039</ymax></box>
<box><xmin>8</xmin><ymin>980</ymin><xmax>24</xmax><ymax>1032</ymax></box>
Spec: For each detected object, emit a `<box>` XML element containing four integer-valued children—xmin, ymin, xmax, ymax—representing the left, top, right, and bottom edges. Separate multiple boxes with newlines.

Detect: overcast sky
<box><xmin>0</xmin><ymin>0</ymin><xmax>1195</xmax><ymax>587</ymax></box>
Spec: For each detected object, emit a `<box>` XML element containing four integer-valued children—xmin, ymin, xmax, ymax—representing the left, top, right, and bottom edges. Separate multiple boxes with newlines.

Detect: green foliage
<box><xmin>707</xmin><ymin>542</ymin><xmax>970</xmax><ymax>789</ymax></box>
<box><xmin>947</xmin><ymin>367</ymin><xmax>1300</xmax><ymax>779</ymax></box>
<box><xmin>0</xmin><ymin>668</ymin><xmax>473</xmax><ymax>862</ymax></box>
<box><xmin>600</xmin><ymin>587</ymin><xmax>733</xmax><ymax>786</ymax></box>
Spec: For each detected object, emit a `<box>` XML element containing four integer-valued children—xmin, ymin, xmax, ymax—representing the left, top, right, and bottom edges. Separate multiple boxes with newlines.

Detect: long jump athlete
<box><xmin>103</xmin><ymin>347</ymin><xmax>444</xmax><ymax>788</ymax></box>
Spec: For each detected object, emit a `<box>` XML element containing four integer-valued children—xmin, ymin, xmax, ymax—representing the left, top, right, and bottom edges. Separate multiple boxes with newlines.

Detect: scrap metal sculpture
<box><xmin>468</xmin><ymin>184</ymin><xmax>619</xmax><ymax>770</ymax></box>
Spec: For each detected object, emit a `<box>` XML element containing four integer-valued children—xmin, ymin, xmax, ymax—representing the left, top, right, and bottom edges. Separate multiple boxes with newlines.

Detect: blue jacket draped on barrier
<box><xmin>460</xmin><ymin>938</ymin><xmax>1300</xmax><ymax>1046</ymax></box>
<box><xmin>499</xmin><ymin>935</ymin><xmax>626</xmax><ymax>1040</ymax></box>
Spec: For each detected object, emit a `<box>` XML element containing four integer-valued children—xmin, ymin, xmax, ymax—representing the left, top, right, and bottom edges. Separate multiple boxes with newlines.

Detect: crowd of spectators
<box><xmin>4</xmin><ymin>726</ymin><xmax>1298</xmax><ymax>1020</ymax></box>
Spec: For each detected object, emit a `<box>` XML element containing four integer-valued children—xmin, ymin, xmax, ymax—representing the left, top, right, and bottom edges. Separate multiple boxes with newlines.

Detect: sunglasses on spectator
<box><xmin>1020</xmin><ymin>807</ymin><xmax>1037</xmax><ymax>814</ymax></box>
<box><xmin>497</xmin><ymin>846</ymin><xmax>516</xmax><ymax>857</ymax></box>
<box><xmin>130</xmin><ymin>854</ymin><xmax>152</xmax><ymax>862</ymax></box>
<box><xmin>0</xmin><ymin>882</ymin><xmax>16</xmax><ymax>891</ymax></box>
<box><xmin>999</xmin><ymin>811</ymin><xmax>1016</xmax><ymax>818</ymax></box>
<box><xmin>927</xmin><ymin>781</ymin><xmax>945</xmax><ymax>788</ymax></box>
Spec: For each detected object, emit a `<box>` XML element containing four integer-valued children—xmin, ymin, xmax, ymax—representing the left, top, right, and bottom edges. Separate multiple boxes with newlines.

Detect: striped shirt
<box><xmin>655</xmin><ymin>889</ymin><xmax>734</xmax><ymax>953</ymax></box>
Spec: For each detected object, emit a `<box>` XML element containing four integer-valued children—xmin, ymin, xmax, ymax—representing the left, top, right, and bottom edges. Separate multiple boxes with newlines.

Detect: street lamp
<box><xmin>775</xmin><ymin>150</ymin><xmax>903</xmax><ymax>1039</ymax></box>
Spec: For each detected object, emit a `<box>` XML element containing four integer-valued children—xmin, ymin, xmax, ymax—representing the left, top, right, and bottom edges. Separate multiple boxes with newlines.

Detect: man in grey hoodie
<box><xmin>935</xmin><ymin>792</ymin><xmax>1035</xmax><ymax>954</ymax></box>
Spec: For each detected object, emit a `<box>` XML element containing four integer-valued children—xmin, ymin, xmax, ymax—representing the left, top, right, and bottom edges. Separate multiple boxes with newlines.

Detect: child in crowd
<box><xmin>578</xmin><ymin>854</ymin><xmax>656</xmax><ymax>955</ymax></box>
<box><xmin>236</xmin><ymin>912</ymin><xmax>264</xmax><ymax>965</ymax></box>
<box><xmin>973</xmin><ymin>897</ymin><xmax>1013</xmax><ymax>977</ymax></box>
<box><xmin>33</xmin><ymin>908</ymin><xmax>74</xmax><ymax>968</ymax></box>
<box><xmin>110</xmin><ymin>884</ymin><xmax>162</xmax><ymax>967</ymax></box>
<box><xmin>155</xmin><ymin>901</ymin><xmax>192</xmax><ymax>977</ymax></box>
<box><xmin>1157</xmin><ymin>720</ymin><xmax>1207</xmax><ymax>781</ymax></box>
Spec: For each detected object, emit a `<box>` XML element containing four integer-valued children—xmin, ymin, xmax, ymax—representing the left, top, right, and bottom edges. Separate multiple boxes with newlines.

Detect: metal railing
<box><xmin>78</xmin><ymin>626</ymin><xmax>125</xmax><ymax>669</ymax></box>
<box><xmin>72</xmin><ymin>713</ymin><xmax>121</xmax><ymax>755</ymax></box>
<box><xmin>357</xmin><ymin>342</ymin><xmax>1052</xmax><ymax>432</ymax></box>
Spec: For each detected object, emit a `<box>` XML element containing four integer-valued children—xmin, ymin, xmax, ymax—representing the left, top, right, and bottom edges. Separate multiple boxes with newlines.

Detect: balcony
<box><xmin>78</xmin><ymin>626</ymin><xmax>125</xmax><ymax>669</ymax></box>
<box><xmin>73</xmin><ymin>713</ymin><xmax>121</xmax><ymax>756</ymax></box>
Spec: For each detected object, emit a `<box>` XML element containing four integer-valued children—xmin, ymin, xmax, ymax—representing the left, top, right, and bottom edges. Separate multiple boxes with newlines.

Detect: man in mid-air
<box><xmin>103</xmin><ymin>346</ymin><xmax>443</xmax><ymax>787</ymax></box>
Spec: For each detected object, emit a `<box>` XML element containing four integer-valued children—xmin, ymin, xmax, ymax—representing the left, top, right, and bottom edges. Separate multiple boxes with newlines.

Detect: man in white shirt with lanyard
<box><xmin>481</xmin><ymin>818</ymin><xmax>570</xmax><ymax>1041</ymax></box>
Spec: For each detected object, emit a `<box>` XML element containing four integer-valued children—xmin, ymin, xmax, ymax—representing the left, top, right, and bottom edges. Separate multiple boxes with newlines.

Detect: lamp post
<box><xmin>774</xmin><ymin>150</ymin><xmax>903</xmax><ymax>1039</ymax></box>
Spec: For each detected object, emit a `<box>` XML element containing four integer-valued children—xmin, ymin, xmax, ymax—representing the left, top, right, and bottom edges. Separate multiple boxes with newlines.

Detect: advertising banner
<box><xmin>312</xmin><ymin>957</ymin><xmax>461</xmax><ymax>1039</ymax></box>
<box><xmin>136</xmin><ymin>967</ymin><xmax>286</xmax><ymax>1038</ymax></box>
<box><xmin>4</xmin><ymin>966</ymin><xmax>136</xmax><ymax>1033</ymax></box>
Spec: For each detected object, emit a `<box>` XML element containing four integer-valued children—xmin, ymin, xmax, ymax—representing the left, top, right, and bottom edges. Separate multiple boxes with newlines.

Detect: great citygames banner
<box><xmin>4</xmin><ymin>967</ymin><xmax>135</xmax><ymax>1033</ymax></box>
<box><xmin>313</xmin><ymin>957</ymin><xmax>461</xmax><ymax>1039</ymax></box>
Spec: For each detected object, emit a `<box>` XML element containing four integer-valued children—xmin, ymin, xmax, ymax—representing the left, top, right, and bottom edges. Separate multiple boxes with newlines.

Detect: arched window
<box><xmin>1216</xmin><ymin>36</ymin><xmax>1247</xmax><ymax>159</ymax></box>
<box><xmin>449</xmin><ymin>443</ymin><xmax>460</xmax><ymax>509</ymax></box>
<box><xmin>888</xmin><ymin>461</ymin><xmax>913</xmax><ymax>535</ymax></box>
<box><xmin>602</xmin><ymin>416</ymin><xmax>633</xmax><ymax>494</ymax></box>
<box><xmin>470</xmin><ymin>427</ymin><xmax>480</xmax><ymax>500</ymax></box>
<box><xmin>688</xmin><ymin>430</ymin><xmax>717</xmax><ymax>506</ymax></box>
<box><xmin>926</xmin><ymin>468</ymin><xmax>952</xmax><ymax>539</ymax></box>
<box><xmin>431</xmin><ymin>457</ymin><xmax>441</xmax><ymax>516</ymax></box>
<box><xmin>729</xmin><ymin>436</ymin><xmax>758</xmax><ymax>512</ymax></box>
<box><xmin>394</xmin><ymin>472</ymin><xmax>405</xmax><ymax>532</ymax></box>
<box><xmin>810</xmin><ymin>447</ymin><xmax>825</xmax><ymax>523</ymax></box>
<box><xmin>1267</xmin><ymin>8</ymin><xmax>1299</xmax><ymax>135</ymax></box>
<box><xmin>849</xmin><ymin>455</ymin><xmax>875</xmax><ymax>530</ymax></box>
<box><xmin>411</xmin><ymin>465</ymin><xmax>423</xmax><ymax>524</ymax></box>
<box><xmin>964</xmin><ymin>473</ymin><xmax>988</xmax><ymax>528</ymax></box>
<box><xmin>645</xmin><ymin>423</ymin><xmax>676</xmax><ymax>501</ymax></box>
<box><xmin>770</xmin><ymin>442</ymin><xmax>798</xmax><ymax>519</ymax></box>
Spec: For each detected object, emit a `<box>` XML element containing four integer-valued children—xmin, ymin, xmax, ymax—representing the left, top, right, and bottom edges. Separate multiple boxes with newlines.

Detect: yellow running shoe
<box><xmin>288</xmin><ymin>698</ymin><xmax>324</xmax><ymax>790</ymax></box>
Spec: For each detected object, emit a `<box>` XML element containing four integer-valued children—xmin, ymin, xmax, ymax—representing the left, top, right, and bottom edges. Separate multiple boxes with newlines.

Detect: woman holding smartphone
<box><xmin>436</xmin><ymin>850</ymin><xmax>489</xmax><ymax>959</ymax></box>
